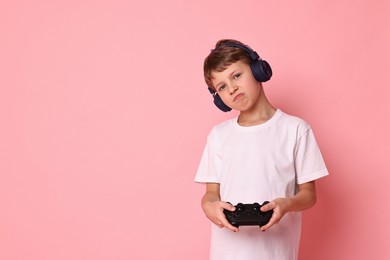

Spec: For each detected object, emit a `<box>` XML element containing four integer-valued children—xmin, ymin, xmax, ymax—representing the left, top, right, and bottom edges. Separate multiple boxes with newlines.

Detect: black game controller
<box><xmin>223</xmin><ymin>202</ymin><xmax>273</xmax><ymax>228</ymax></box>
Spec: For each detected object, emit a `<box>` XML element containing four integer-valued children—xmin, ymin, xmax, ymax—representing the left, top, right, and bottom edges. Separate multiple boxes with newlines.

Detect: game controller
<box><xmin>223</xmin><ymin>202</ymin><xmax>273</xmax><ymax>228</ymax></box>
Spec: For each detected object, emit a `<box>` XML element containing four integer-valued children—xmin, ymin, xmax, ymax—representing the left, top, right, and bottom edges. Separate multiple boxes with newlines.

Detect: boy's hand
<box><xmin>259</xmin><ymin>181</ymin><xmax>318</xmax><ymax>231</ymax></box>
<box><xmin>259</xmin><ymin>198</ymin><xmax>291</xmax><ymax>231</ymax></box>
<box><xmin>203</xmin><ymin>200</ymin><xmax>239</xmax><ymax>232</ymax></box>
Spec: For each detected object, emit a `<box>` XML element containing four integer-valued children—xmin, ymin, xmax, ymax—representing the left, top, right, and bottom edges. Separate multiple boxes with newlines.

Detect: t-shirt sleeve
<box><xmin>194</xmin><ymin>132</ymin><xmax>221</xmax><ymax>184</ymax></box>
<box><xmin>294</xmin><ymin>127</ymin><xmax>329</xmax><ymax>184</ymax></box>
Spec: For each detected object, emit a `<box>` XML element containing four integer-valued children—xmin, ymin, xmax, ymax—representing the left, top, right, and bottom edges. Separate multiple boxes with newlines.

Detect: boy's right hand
<box><xmin>203</xmin><ymin>201</ymin><xmax>239</xmax><ymax>232</ymax></box>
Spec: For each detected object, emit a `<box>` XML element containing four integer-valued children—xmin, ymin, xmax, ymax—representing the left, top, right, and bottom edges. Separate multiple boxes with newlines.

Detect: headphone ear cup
<box><xmin>213</xmin><ymin>93</ymin><xmax>232</xmax><ymax>112</ymax></box>
<box><xmin>251</xmin><ymin>59</ymin><xmax>272</xmax><ymax>82</ymax></box>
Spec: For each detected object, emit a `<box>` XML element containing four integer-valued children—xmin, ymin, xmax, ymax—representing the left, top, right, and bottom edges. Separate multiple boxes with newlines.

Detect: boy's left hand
<box><xmin>259</xmin><ymin>181</ymin><xmax>317</xmax><ymax>231</ymax></box>
<box><xmin>259</xmin><ymin>198</ymin><xmax>291</xmax><ymax>231</ymax></box>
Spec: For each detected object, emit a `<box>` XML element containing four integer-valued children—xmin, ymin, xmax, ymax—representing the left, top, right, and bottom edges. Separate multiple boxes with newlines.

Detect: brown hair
<box><xmin>203</xmin><ymin>39</ymin><xmax>252</xmax><ymax>90</ymax></box>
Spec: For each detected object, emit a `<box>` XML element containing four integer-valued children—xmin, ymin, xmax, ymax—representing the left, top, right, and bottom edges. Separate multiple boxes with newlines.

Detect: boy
<box><xmin>195</xmin><ymin>39</ymin><xmax>329</xmax><ymax>260</ymax></box>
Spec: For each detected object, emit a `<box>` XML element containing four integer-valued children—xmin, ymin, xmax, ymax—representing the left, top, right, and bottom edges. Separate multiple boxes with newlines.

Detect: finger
<box><xmin>260</xmin><ymin>213</ymin><xmax>279</xmax><ymax>231</ymax></box>
<box><xmin>222</xmin><ymin>219</ymin><xmax>239</xmax><ymax>232</ymax></box>
<box><xmin>218</xmin><ymin>211</ymin><xmax>239</xmax><ymax>232</ymax></box>
<box><xmin>222</xmin><ymin>202</ymin><xmax>236</xmax><ymax>212</ymax></box>
<box><xmin>260</xmin><ymin>221</ymin><xmax>272</xmax><ymax>231</ymax></box>
<box><xmin>260</xmin><ymin>201</ymin><xmax>275</xmax><ymax>212</ymax></box>
<box><xmin>215</xmin><ymin>221</ymin><xmax>224</xmax><ymax>228</ymax></box>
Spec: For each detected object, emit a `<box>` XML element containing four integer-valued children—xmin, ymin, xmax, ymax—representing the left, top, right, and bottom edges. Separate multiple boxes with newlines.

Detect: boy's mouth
<box><xmin>233</xmin><ymin>93</ymin><xmax>244</xmax><ymax>102</ymax></box>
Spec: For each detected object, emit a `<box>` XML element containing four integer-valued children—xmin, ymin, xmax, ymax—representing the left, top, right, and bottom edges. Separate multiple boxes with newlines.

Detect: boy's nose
<box><xmin>228</xmin><ymin>84</ymin><xmax>238</xmax><ymax>94</ymax></box>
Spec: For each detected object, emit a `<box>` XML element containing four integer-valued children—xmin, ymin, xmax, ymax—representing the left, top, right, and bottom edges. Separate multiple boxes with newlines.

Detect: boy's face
<box><xmin>211</xmin><ymin>60</ymin><xmax>262</xmax><ymax>112</ymax></box>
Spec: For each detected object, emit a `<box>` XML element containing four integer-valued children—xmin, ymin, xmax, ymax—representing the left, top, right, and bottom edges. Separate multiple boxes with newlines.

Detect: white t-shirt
<box><xmin>195</xmin><ymin>109</ymin><xmax>328</xmax><ymax>260</ymax></box>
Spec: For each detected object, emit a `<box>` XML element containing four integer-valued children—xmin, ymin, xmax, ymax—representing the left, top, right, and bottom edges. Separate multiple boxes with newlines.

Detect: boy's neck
<box><xmin>237</xmin><ymin>96</ymin><xmax>276</xmax><ymax>127</ymax></box>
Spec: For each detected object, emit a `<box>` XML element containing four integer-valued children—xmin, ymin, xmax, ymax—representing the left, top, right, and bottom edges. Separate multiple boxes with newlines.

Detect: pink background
<box><xmin>1</xmin><ymin>1</ymin><xmax>389</xmax><ymax>259</ymax></box>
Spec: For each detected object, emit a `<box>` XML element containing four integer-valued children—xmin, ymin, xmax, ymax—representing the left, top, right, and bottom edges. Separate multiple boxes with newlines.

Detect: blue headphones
<box><xmin>208</xmin><ymin>43</ymin><xmax>272</xmax><ymax>112</ymax></box>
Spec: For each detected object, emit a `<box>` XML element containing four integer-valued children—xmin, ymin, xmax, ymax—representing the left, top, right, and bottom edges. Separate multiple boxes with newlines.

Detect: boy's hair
<box><xmin>204</xmin><ymin>39</ymin><xmax>252</xmax><ymax>90</ymax></box>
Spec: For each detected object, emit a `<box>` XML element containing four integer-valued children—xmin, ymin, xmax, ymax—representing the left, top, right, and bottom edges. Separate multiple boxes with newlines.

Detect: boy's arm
<box><xmin>259</xmin><ymin>181</ymin><xmax>317</xmax><ymax>231</ymax></box>
<box><xmin>201</xmin><ymin>183</ymin><xmax>239</xmax><ymax>232</ymax></box>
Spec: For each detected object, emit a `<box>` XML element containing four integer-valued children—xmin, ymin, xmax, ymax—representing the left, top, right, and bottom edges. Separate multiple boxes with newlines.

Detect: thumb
<box><xmin>223</xmin><ymin>202</ymin><xmax>236</xmax><ymax>211</ymax></box>
<box><xmin>260</xmin><ymin>201</ymin><xmax>273</xmax><ymax>212</ymax></box>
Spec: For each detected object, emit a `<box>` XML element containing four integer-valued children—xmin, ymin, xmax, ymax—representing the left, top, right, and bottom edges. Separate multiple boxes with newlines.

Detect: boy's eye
<box><xmin>218</xmin><ymin>85</ymin><xmax>226</xmax><ymax>92</ymax></box>
<box><xmin>234</xmin><ymin>73</ymin><xmax>241</xmax><ymax>79</ymax></box>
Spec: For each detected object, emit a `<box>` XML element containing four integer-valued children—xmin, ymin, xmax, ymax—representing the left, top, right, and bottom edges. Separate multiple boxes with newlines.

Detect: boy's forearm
<box><xmin>201</xmin><ymin>183</ymin><xmax>221</xmax><ymax>211</ymax></box>
<box><xmin>201</xmin><ymin>191</ymin><xmax>221</xmax><ymax>211</ymax></box>
<box><xmin>287</xmin><ymin>181</ymin><xmax>317</xmax><ymax>212</ymax></box>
